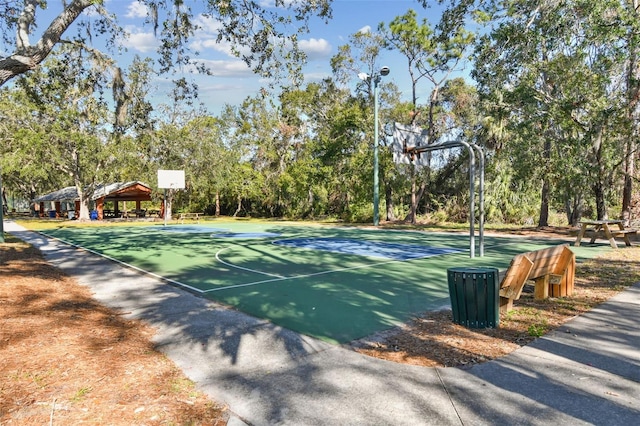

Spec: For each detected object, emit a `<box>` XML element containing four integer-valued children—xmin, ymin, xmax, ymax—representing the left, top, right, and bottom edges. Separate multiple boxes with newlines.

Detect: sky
<box><xmin>109</xmin><ymin>0</ymin><xmax>458</xmax><ymax>114</ymax></box>
<box><xmin>33</xmin><ymin>0</ymin><xmax>461</xmax><ymax>115</ymax></box>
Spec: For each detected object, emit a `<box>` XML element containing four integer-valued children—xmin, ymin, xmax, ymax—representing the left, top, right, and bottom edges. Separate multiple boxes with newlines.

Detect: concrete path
<box><xmin>5</xmin><ymin>221</ymin><xmax>640</xmax><ymax>425</ymax></box>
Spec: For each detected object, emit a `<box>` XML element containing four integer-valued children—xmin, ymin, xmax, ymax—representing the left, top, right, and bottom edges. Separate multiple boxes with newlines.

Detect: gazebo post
<box><xmin>97</xmin><ymin>198</ymin><xmax>104</xmax><ymax>220</ymax></box>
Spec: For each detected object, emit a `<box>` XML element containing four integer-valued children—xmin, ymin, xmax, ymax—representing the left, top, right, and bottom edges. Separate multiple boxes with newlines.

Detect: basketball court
<box><xmin>39</xmin><ymin>221</ymin><xmax>608</xmax><ymax>344</ymax></box>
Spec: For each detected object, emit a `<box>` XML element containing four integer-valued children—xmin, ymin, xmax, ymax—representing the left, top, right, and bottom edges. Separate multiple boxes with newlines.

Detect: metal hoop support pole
<box><xmin>473</xmin><ymin>145</ymin><xmax>485</xmax><ymax>257</ymax></box>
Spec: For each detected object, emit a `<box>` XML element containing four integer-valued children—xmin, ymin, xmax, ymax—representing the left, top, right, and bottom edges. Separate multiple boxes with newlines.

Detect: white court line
<box><xmin>42</xmin><ymin>230</ymin><xmax>529</xmax><ymax>296</ymax></box>
<box><xmin>204</xmin><ymin>249</ymin><xmax>458</xmax><ymax>293</ymax></box>
<box><xmin>206</xmin><ymin>236</ymin><xmax>555</xmax><ymax>294</ymax></box>
<box><xmin>215</xmin><ymin>247</ymin><xmax>285</xmax><ymax>278</ymax></box>
<box><xmin>38</xmin><ymin>232</ymin><xmax>206</xmax><ymax>294</ymax></box>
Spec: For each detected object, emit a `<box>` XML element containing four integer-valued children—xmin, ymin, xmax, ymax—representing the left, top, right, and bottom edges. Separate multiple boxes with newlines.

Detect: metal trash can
<box><xmin>447</xmin><ymin>267</ymin><xmax>499</xmax><ymax>328</ymax></box>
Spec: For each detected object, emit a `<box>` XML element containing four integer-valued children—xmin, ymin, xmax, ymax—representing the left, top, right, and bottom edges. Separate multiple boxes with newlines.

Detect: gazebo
<box><xmin>34</xmin><ymin>181</ymin><xmax>155</xmax><ymax>219</ymax></box>
<box><xmin>32</xmin><ymin>186</ymin><xmax>80</xmax><ymax>218</ymax></box>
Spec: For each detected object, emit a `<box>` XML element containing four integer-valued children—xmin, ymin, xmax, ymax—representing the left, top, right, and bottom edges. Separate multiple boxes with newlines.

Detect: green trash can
<box><xmin>447</xmin><ymin>267</ymin><xmax>499</xmax><ymax>328</ymax></box>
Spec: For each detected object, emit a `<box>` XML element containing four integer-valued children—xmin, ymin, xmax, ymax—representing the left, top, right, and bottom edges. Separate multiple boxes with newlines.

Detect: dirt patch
<box><xmin>0</xmin><ymin>236</ymin><xmax>228</xmax><ymax>425</ymax></box>
<box><xmin>352</xmin><ymin>227</ymin><xmax>640</xmax><ymax>367</ymax></box>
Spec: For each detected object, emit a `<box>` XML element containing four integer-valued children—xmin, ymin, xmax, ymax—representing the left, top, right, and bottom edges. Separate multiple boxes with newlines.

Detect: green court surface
<box><xmin>39</xmin><ymin>221</ymin><xmax>610</xmax><ymax>344</ymax></box>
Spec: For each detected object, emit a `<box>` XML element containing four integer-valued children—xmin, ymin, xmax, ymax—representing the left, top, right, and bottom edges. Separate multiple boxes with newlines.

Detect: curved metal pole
<box><xmin>472</xmin><ymin>144</ymin><xmax>485</xmax><ymax>257</ymax></box>
<box><xmin>406</xmin><ymin>139</ymin><xmax>477</xmax><ymax>258</ymax></box>
<box><xmin>461</xmin><ymin>141</ymin><xmax>475</xmax><ymax>258</ymax></box>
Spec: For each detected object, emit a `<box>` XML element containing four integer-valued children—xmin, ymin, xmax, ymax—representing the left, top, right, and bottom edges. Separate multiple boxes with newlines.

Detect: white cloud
<box><xmin>193</xmin><ymin>14</ymin><xmax>224</xmax><ymax>34</ymax></box>
<box><xmin>195</xmin><ymin>59</ymin><xmax>254</xmax><ymax>78</ymax></box>
<box><xmin>191</xmin><ymin>37</ymin><xmax>247</xmax><ymax>58</ymax></box>
<box><xmin>125</xmin><ymin>1</ymin><xmax>148</xmax><ymax>19</ymax></box>
<box><xmin>190</xmin><ymin>15</ymin><xmax>252</xmax><ymax>58</ymax></box>
<box><xmin>121</xmin><ymin>27</ymin><xmax>159</xmax><ymax>53</ymax></box>
<box><xmin>299</xmin><ymin>38</ymin><xmax>332</xmax><ymax>61</ymax></box>
<box><xmin>357</xmin><ymin>25</ymin><xmax>372</xmax><ymax>35</ymax></box>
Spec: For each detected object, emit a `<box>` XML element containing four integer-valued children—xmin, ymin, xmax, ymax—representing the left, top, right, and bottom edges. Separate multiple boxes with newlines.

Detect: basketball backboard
<box><xmin>157</xmin><ymin>170</ymin><xmax>185</xmax><ymax>189</ymax></box>
<box><xmin>391</xmin><ymin>123</ymin><xmax>431</xmax><ymax>166</ymax></box>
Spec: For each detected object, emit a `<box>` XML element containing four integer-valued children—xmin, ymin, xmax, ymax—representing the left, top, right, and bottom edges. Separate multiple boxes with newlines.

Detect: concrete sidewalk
<box><xmin>5</xmin><ymin>221</ymin><xmax>640</xmax><ymax>425</ymax></box>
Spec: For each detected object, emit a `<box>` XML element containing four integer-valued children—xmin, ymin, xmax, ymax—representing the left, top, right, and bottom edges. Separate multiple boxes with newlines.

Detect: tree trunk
<box><xmin>564</xmin><ymin>194</ymin><xmax>583</xmax><ymax>227</ymax></box>
<box><xmin>591</xmin><ymin>127</ymin><xmax>608</xmax><ymax>220</ymax></box>
<box><xmin>408</xmin><ymin>171</ymin><xmax>417</xmax><ymax>224</ymax></box>
<box><xmin>538</xmin><ymin>138</ymin><xmax>551</xmax><ymax>227</ymax></box>
<box><xmin>385</xmin><ymin>184</ymin><xmax>395</xmax><ymax>221</ymax></box>
<box><xmin>594</xmin><ymin>183</ymin><xmax>607</xmax><ymax>220</ymax></box>
<box><xmin>75</xmin><ymin>186</ymin><xmax>91</xmax><ymax>221</ymax></box>
<box><xmin>621</xmin><ymin>147</ymin><xmax>634</xmax><ymax>226</ymax></box>
<box><xmin>233</xmin><ymin>196</ymin><xmax>242</xmax><ymax>217</ymax></box>
<box><xmin>215</xmin><ymin>191</ymin><xmax>221</xmax><ymax>216</ymax></box>
<box><xmin>538</xmin><ymin>178</ymin><xmax>550</xmax><ymax>227</ymax></box>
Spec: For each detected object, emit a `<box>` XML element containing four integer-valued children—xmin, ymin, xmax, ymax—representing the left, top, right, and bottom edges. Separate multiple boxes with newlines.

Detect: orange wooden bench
<box><xmin>498</xmin><ymin>244</ymin><xmax>576</xmax><ymax>312</ymax></box>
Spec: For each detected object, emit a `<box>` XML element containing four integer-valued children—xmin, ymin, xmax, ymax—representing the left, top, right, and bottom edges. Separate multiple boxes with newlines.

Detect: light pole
<box><xmin>359</xmin><ymin>66</ymin><xmax>389</xmax><ymax>226</ymax></box>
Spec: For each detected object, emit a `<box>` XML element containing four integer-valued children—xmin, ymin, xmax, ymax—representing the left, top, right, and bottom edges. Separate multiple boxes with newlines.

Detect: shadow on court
<box><xmin>37</xmin><ymin>222</ymin><xmax>609</xmax><ymax>344</ymax></box>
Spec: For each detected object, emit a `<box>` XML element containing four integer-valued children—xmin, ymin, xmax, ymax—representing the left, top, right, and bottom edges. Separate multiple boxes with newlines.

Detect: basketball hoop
<box><xmin>157</xmin><ymin>170</ymin><xmax>185</xmax><ymax>226</ymax></box>
<box><xmin>391</xmin><ymin>123</ymin><xmax>431</xmax><ymax>166</ymax></box>
<box><xmin>388</xmin><ymin>122</ymin><xmax>486</xmax><ymax>258</ymax></box>
<box><xmin>391</xmin><ymin>123</ymin><xmax>460</xmax><ymax>168</ymax></box>
<box><xmin>158</xmin><ymin>170</ymin><xmax>185</xmax><ymax>189</ymax></box>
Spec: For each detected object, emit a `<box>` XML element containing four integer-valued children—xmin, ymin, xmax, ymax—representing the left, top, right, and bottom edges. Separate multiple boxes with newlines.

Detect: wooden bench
<box><xmin>498</xmin><ymin>244</ymin><xmax>576</xmax><ymax>313</ymax></box>
<box><xmin>178</xmin><ymin>212</ymin><xmax>203</xmax><ymax>224</ymax></box>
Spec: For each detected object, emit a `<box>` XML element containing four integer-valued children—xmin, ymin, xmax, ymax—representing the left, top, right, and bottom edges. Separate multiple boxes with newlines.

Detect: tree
<box><xmin>441</xmin><ymin>0</ymin><xmax>640</xmax><ymax>226</ymax></box>
<box><xmin>0</xmin><ymin>0</ymin><xmax>334</xmax><ymax>235</ymax></box>
<box><xmin>461</xmin><ymin>0</ymin><xmax>639</xmax><ymax>225</ymax></box>
<box><xmin>621</xmin><ymin>0</ymin><xmax>640</xmax><ymax>226</ymax></box>
<box><xmin>287</xmin><ymin>80</ymin><xmax>372</xmax><ymax>220</ymax></box>
<box><xmin>0</xmin><ymin>0</ymin><xmax>334</xmax><ymax>87</ymax></box>
<box><xmin>331</xmin><ymin>28</ymin><xmax>400</xmax><ymax>221</ymax></box>
<box><xmin>1</xmin><ymin>51</ymin><xmax>113</xmax><ymax>220</ymax></box>
<box><xmin>180</xmin><ymin>115</ymin><xmax>238</xmax><ymax>216</ymax></box>
<box><xmin>379</xmin><ymin>8</ymin><xmax>474</xmax><ymax>224</ymax></box>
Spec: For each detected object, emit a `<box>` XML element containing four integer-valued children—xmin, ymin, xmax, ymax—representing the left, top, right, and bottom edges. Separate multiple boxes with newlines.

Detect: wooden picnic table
<box><xmin>178</xmin><ymin>212</ymin><xmax>203</xmax><ymax>223</ymax></box>
<box><xmin>574</xmin><ymin>219</ymin><xmax>637</xmax><ymax>249</ymax></box>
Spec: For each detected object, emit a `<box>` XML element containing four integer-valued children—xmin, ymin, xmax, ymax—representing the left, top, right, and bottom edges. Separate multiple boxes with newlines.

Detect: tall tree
<box><xmin>622</xmin><ymin>0</ymin><xmax>640</xmax><ymax>226</ymax></box>
<box><xmin>290</xmin><ymin>80</ymin><xmax>372</xmax><ymax>220</ymax></box>
<box><xmin>380</xmin><ymin>8</ymin><xmax>473</xmax><ymax>224</ymax></box>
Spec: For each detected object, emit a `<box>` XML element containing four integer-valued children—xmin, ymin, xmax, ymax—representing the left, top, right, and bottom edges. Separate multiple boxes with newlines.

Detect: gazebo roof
<box><xmin>34</xmin><ymin>181</ymin><xmax>152</xmax><ymax>203</ymax></box>
<box><xmin>33</xmin><ymin>186</ymin><xmax>79</xmax><ymax>203</ymax></box>
<box><xmin>93</xmin><ymin>181</ymin><xmax>152</xmax><ymax>202</ymax></box>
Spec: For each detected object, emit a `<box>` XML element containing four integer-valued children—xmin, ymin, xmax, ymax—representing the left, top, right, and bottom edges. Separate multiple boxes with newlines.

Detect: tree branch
<box><xmin>0</xmin><ymin>0</ymin><xmax>94</xmax><ymax>87</ymax></box>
